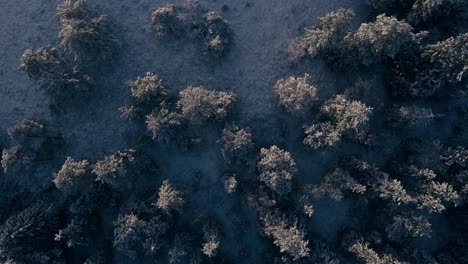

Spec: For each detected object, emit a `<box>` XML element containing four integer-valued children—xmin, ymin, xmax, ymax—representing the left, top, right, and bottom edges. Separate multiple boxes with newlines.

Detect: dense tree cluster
<box><xmin>121</xmin><ymin>73</ymin><xmax>237</xmax><ymax>147</ymax></box>
<box><xmin>219</xmin><ymin>125</ymin><xmax>254</xmax><ymax>164</ymax></box>
<box><xmin>295</xmin><ymin>7</ymin><xmax>467</xmax><ymax>98</ymax></box>
<box><xmin>302</xmin><ymin>95</ymin><xmax>372</xmax><ymax>149</ymax></box>
<box><xmin>299</xmin><ymin>8</ymin><xmax>356</xmax><ymax>69</ymax></box>
<box><xmin>2</xmin><ymin>116</ymin><xmax>62</xmax><ymax>182</ymax></box>
<box><xmin>368</xmin><ymin>0</ymin><xmax>468</xmax><ymax>32</ymax></box>
<box><xmin>321</xmin><ymin>95</ymin><xmax>373</xmax><ymax>131</ymax></box>
<box><xmin>177</xmin><ymin>86</ymin><xmax>236</xmax><ymax>124</ymax></box>
<box><xmin>261</xmin><ymin>212</ymin><xmax>310</xmax><ymax>260</ymax></box>
<box><xmin>391</xmin><ymin>32</ymin><xmax>468</xmax><ymax>97</ymax></box>
<box><xmin>19</xmin><ymin>0</ymin><xmax>120</xmax><ymax>108</ymax></box>
<box><xmin>120</xmin><ymin>72</ymin><xmax>171</xmax><ymax>121</ymax></box>
<box><xmin>2</xmin><ymin>0</ymin><xmax>468</xmax><ymax>263</ymax></box>
<box><xmin>146</xmin><ymin>109</ymin><xmax>183</xmax><ymax>143</ymax></box>
<box><xmin>57</xmin><ymin>0</ymin><xmax>119</xmax><ymax>64</ymax></box>
<box><xmin>346</xmin><ymin>14</ymin><xmax>423</xmax><ymax>66</ymax></box>
<box><xmin>19</xmin><ymin>46</ymin><xmax>61</xmax><ymax>80</ymax></box>
<box><xmin>0</xmin><ymin>203</ymin><xmax>62</xmax><ymax>263</ymax></box>
<box><xmin>113</xmin><ymin>212</ymin><xmax>169</xmax><ymax>259</ymax></box>
<box><xmin>120</xmin><ymin>73</ymin><xmax>189</xmax><ymax>145</ymax></box>
<box><xmin>303</xmin><ymin>122</ymin><xmax>341</xmax><ymax>149</ymax></box>
<box><xmin>20</xmin><ymin>47</ymin><xmax>94</xmax><ymax>107</ymax></box>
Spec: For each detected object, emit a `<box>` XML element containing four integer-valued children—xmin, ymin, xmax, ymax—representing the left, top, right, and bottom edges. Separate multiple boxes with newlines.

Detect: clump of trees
<box><xmin>177</xmin><ymin>86</ymin><xmax>236</xmax><ymax>124</ymax></box>
<box><xmin>223</xmin><ymin>175</ymin><xmax>238</xmax><ymax>194</ymax></box>
<box><xmin>219</xmin><ymin>125</ymin><xmax>253</xmax><ymax>164</ymax></box>
<box><xmin>113</xmin><ymin>212</ymin><xmax>169</xmax><ymax>259</ymax></box>
<box><xmin>7</xmin><ymin>116</ymin><xmax>46</xmax><ymax>146</ymax></box>
<box><xmin>3</xmin><ymin>1</ymin><xmax>468</xmax><ymax>263</ymax></box>
<box><xmin>19</xmin><ymin>46</ymin><xmax>61</xmax><ymax>80</ymax></box>
<box><xmin>19</xmin><ymin>0</ymin><xmax>119</xmax><ymax>108</ymax></box>
<box><xmin>408</xmin><ymin>0</ymin><xmax>468</xmax><ymax>29</ymax></box>
<box><xmin>1</xmin><ymin>116</ymin><xmax>63</xmax><ymax>183</ymax></box>
<box><xmin>367</xmin><ymin>0</ymin><xmax>468</xmax><ymax>33</ymax></box>
<box><xmin>274</xmin><ymin>74</ymin><xmax>318</xmax><ymax>115</ymax></box>
<box><xmin>303</xmin><ymin>122</ymin><xmax>341</xmax><ymax>149</ymax></box>
<box><xmin>129</xmin><ymin>72</ymin><xmax>169</xmax><ymax>104</ymax></box>
<box><xmin>296</xmin><ymin>8</ymin><xmax>467</xmax><ymax>98</ymax></box>
<box><xmin>202</xmin><ymin>11</ymin><xmax>232</xmax><ymax>57</ymax></box>
<box><xmin>1</xmin><ymin>146</ymin><xmax>36</xmax><ymax>175</ymax></box>
<box><xmin>151</xmin><ymin>5</ymin><xmax>182</xmax><ymax>37</ymax></box>
<box><xmin>257</xmin><ymin>146</ymin><xmax>297</xmax><ymax>196</ymax></box>
<box><xmin>20</xmin><ymin>47</ymin><xmax>94</xmax><ymax>107</ymax></box>
<box><xmin>121</xmin><ymin>73</ymin><xmax>238</xmax><ymax>147</ymax></box>
<box><xmin>347</xmin><ymin>239</ymin><xmax>403</xmax><ymax>264</ymax></box>
<box><xmin>261</xmin><ymin>211</ymin><xmax>310</xmax><ymax>260</ymax></box>
<box><xmin>120</xmin><ymin>73</ymin><xmax>198</xmax><ymax>147</ymax></box>
<box><xmin>346</xmin><ymin>14</ymin><xmax>424</xmax><ymax>66</ymax></box>
<box><xmin>152</xmin><ymin>1</ymin><xmax>232</xmax><ymax>57</ymax></box>
<box><xmin>321</xmin><ymin>95</ymin><xmax>373</xmax><ymax>131</ymax></box>
<box><xmin>310</xmin><ymin>156</ymin><xmax>463</xmax><ymax>246</ymax></box>
<box><xmin>0</xmin><ymin>203</ymin><xmax>62</xmax><ymax>263</ymax></box>
<box><xmin>303</xmin><ymin>95</ymin><xmax>372</xmax><ymax>149</ymax></box>
<box><xmin>391</xmin><ymin>33</ymin><xmax>468</xmax><ymax>97</ymax></box>
<box><xmin>120</xmin><ymin>72</ymin><xmax>171</xmax><ymax>120</ymax></box>
<box><xmin>57</xmin><ymin>0</ymin><xmax>120</xmax><ymax>64</ymax></box>
<box><xmin>120</xmin><ymin>73</ymin><xmax>185</xmax><ymax>144</ymax></box>
<box><xmin>55</xmin><ymin>218</ymin><xmax>94</xmax><ymax>248</ymax></box>
<box><xmin>301</xmin><ymin>8</ymin><xmax>357</xmax><ymax>70</ymax></box>
<box><xmin>201</xmin><ymin>227</ymin><xmax>220</xmax><ymax>258</ymax></box>
<box><xmin>146</xmin><ymin>109</ymin><xmax>183</xmax><ymax>143</ymax></box>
